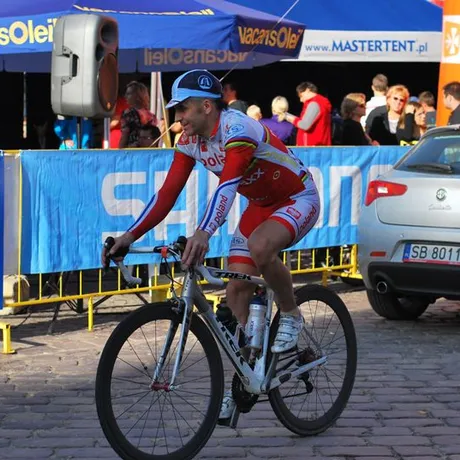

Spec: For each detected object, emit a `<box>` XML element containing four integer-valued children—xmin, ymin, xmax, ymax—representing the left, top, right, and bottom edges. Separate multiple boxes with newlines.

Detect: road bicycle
<box><xmin>95</xmin><ymin>236</ymin><xmax>357</xmax><ymax>460</ymax></box>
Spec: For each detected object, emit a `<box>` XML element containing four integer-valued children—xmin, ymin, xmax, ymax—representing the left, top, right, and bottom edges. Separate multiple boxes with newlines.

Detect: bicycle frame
<box><xmin>154</xmin><ymin>264</ymin><xmax>327</xmax><ymax>395</ymax></box>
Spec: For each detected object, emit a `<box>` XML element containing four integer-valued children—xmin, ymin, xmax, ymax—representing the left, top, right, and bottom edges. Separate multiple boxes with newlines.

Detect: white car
<box><xmin>358</xmin><ymin>125</ymin><xmax>460</xmax><ymax>319</ymax></box>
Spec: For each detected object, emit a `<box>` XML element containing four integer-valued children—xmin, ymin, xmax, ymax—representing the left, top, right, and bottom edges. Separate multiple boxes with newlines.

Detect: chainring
<box><xmin>231</xmin><ymin>372</ymin><xmax>259</xmax><ymax>414</ymax></box>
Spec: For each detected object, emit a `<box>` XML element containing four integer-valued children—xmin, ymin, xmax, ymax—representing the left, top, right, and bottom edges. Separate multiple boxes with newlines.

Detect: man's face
<box><xmin>138</xmin><ymin>130</ymin><xmax>155</xmax><ymax>147</ymax></box>
<box><xmin>443</xmin><ymin>92</ymin><xmax>453</xmax><ymax>110</ymax></box>
<box><xmin>298</xmin><ymin>89</ymin><xmax>313</xmax><ymax>103</ymax></box>
<box><xmin>174</xmin><ymin>99</ymin><xmax>208</xmax><ymax>136</ymax></box>
<box><xmin>222</xmin><ymin>84</ymin><xmax>235</xmax><ymax>104</ymax></box>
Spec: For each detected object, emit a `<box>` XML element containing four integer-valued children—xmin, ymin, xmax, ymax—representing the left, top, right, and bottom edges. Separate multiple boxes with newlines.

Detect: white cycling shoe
<box><xmin>217</xmin><ymin>390</ymin><xmax>237</xmax><ymax>426</ymax></box>
<box><xmin>271</xmin><ymin>312</ymin><xmax>304</xmax><ymax>354</ymax></box>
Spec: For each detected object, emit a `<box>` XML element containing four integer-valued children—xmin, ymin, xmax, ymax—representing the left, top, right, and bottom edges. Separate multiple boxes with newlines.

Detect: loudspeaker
<box><xmin>51</xmin><ymin>14</ymin><xmax>119</xmax><ymax>119</ymax></box>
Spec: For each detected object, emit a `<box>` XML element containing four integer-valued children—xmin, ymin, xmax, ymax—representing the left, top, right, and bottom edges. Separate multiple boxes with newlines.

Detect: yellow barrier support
<box><xmin>88</xmin><ymin>297</ymin><xmax>94</xmax><ymax>332</ymax></box>
<box><xmin>0</xmin><ymin>322</ymin><xmax>15</xmax><ymax>354</ymax></box>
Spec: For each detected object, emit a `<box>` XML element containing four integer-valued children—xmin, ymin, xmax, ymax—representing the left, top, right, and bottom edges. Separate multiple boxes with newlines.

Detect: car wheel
<box><xmin>366</xmin><ymin>290</ymin><xmax>430</xmax><ymax>320</ymax></box>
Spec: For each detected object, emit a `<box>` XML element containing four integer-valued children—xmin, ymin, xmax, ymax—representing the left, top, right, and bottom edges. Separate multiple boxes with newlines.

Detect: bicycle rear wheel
<box><xmin>268</xmin><ymin>285</ymin><xmax>357</xmax><ymax>436</ymax></box>
<box><xmin>96</xmin><ymin>302</ymin><xmax>224</xmax><ymax>460</ymax></box>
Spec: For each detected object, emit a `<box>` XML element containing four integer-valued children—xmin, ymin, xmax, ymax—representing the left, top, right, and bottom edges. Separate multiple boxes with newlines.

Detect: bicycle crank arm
<box><xmin>268</xmin><ymin>356</ymin><xmax>327</xmax><ymax>391</ymax></box>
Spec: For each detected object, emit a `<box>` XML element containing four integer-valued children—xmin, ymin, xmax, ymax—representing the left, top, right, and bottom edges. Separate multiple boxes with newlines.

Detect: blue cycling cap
<box><xmin>166</xmin><ymin>69</ymin><xmax>222</xmax><ymax>109</ymax></box>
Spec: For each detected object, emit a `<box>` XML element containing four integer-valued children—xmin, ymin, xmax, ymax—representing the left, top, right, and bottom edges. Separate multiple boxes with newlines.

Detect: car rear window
<box><xmin>395</xmin><ymin>134</ymin><xmax>460</xmax><ymax>175</ymax></box>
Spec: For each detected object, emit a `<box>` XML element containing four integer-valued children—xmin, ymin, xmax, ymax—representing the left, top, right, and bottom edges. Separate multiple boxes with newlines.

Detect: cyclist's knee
<box><xmin>226</xmin><ymin>279</ymin><xmax>254</xmax><ymax>301</ymax></box>
<box><xmin>248</xmin><ymin>236</ymin><xmax>279</xmax><ymax>269</ymax></box>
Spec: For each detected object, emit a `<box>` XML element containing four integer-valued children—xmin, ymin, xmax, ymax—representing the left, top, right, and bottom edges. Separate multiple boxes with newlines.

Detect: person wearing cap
<box><xmin>102</xmin><ymin>69</ymin><xmax>321</xmax><ymax>425</ymax></box>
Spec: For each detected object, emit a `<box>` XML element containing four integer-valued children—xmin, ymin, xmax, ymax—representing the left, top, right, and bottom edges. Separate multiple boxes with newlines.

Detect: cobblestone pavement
<box><xmin>1</xmin><ymin>286</ymin><xmax>460</xmax><ymax>460</ymax></box>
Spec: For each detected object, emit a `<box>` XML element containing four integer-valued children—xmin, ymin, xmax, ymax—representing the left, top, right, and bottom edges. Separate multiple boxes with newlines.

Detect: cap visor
<box><xmin>165</xmin><ymin>99</ymin><xmax>181</xmax><ymax>109</ymax></box>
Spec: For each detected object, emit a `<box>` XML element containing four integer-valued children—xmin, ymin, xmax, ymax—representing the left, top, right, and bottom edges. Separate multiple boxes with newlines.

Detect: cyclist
<box><xmin>101</xmin><ymin>69</ymin><xmax>320</xmax><ymax>424</ymax></box>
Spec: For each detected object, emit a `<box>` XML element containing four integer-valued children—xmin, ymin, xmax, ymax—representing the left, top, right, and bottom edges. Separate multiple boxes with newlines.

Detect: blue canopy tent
<box><xmin>0</xmin><ymin>0</ymin><xmax>305</xmax><ymax>71</ymax></box>
<box><xmin>231</xmin><ymin>0</ymin><xmax>443</xmax><ymax>62</ymax></box>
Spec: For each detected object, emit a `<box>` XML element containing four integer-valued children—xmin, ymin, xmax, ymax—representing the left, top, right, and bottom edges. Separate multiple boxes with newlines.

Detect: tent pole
<box><xmin>103</xmin><ymin>117</ymin><xmax>110</xmax><ymax>149</ymax></box>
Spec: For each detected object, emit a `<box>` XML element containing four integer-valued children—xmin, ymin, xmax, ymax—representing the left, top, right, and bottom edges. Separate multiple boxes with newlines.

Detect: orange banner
<box><xmin>436</xmin><ymin>0</ymin><xmax>460</xmax><ymax>126</ymax></box>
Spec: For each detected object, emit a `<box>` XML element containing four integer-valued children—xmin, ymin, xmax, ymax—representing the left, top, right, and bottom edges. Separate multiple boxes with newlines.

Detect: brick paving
<box><xmin>1</xmin><ymin>285</ymin><xmax>460</xmax><ymax>459</ymax></box>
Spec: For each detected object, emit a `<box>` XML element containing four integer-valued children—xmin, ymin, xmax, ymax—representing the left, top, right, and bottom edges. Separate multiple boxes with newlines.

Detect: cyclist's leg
<box><xmin>248</xmin><ymin>189</ymin><xmax>320</xmax><ymax>353</ymax></box>
<box><xmin>225</xmin><ymin>203</ymin><xmax>270</xmax><ymax>325</ymax></box>
<box><xmin>218</xmin><ymin>207</ymin><xmax>266</xmax><ymax>425</ymax></box>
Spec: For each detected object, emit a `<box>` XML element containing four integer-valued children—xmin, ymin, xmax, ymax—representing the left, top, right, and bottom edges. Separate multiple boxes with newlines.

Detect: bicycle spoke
<box><xmin>112</xmin><ymin>376</ymin><xmax>151</xmax><ymax>386</ymax></box>
<box><xmin>178</xmin><ymin>389</ymin><xmax>211</xmax><ymax>398</ymax></box>
<box><xmin>111</xmin><ymin>389</ymin><xmax>151</xmax><ymax>401</ymax></box>
<box><xmin>319</xmin><ymin>366</ymin><xmax>342</xmax><ymax>393</ymax></box>
<box><xmin>124</xmin><ymin>392</ymin><xmax>162</xmax><ymax>436</ymax></box>
<box><xmin>178</xmin><ymin>336</ymin><xmax>200</xmax><ymax>370</ymax></box>
<box><xmin>178</xmin><ymin>353</ymin><xmax>208</xmax><ymax>375</ymax></box>
<box><xmin>138</xmin><ymin>392</ymin><xmax>156</xmax><ymax>449</ymax></box>
<box><xmin>166</xmin><ymin>392</ymin><xmax>186</xmax><ymax>448</ymax></box>
<box><xmin>116</xmin><ymin>355</ymin><xmax>152</xmax><ymax>380</ymax></box>
<box><xmin>116</xmin><ymin>390</ymin><xmax>157</xmax><ymax>421</ymax></box>
<box><xmin>125</xmin><ymin>338</ymin><xmax>152</xmax><ymax>379</ymax></box>
<box><xmin>179</xmin><ymin>374</ymin><xmax>212</xmax><ymax>385</ymax></box>
<box><xmin>167</xmin><ymin>392</ymin><xmax>198</xmax><ymax>435</ymax></box>
<box><xmin>160</xmin><ymin>391</ymin><xmax>170</xmax><ymax>455</ymax></box>
<box><xmin>152</xmin><ymin>392</ymin><xmax>167</xmax><ymax>456</ymax></box>
<box><xmin>140</xmin><ymin>325</ymin><xmax>159</xmax><ymax>369</ymax></box>
<box><xmin>288</xmin><ymin>380</ymin><xmax>301</xmax><ymax>410</ymax></box>
<box><xmin>173</xmin><ymin>391</ymin><xmax>207</xmax><ymax>417</ymax></box>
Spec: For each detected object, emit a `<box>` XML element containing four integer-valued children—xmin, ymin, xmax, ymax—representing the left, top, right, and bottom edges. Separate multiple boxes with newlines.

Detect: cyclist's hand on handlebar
<box><xmin>102</xmin><ymin>232</ymin><xmax>136</xmax><ymax>268</ymax></box>
<box><xmin>182</xmin><ymin>230</ymin><xmax>210</xmax><ymax>268</ymax></box>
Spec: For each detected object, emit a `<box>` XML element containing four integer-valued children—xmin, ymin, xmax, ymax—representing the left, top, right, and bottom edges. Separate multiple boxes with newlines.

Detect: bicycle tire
<box><xmin>95</xmin><ymin>302</ymin><xmax>224</xmax><ymax>460</ymax></box>
<box><xmin>268</xmin><ymin>285</ymin><xmax>357</xmax><ymax>436</ymax></box>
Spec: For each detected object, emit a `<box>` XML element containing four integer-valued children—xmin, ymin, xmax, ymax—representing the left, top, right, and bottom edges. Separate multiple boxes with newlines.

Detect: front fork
<box><xmin>151</xmin><ymin>298</ymin><xmax>194</xmax><ymax>387</ymax></box>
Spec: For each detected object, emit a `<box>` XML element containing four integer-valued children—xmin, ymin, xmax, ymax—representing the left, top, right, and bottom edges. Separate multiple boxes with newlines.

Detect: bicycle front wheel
<box><xmin>96</xmin><ymin>302</ymin><xmax>224</xmax><ymax>460</ymax></box>
<box><xmin>268</xmin><ymin>285</ymin><xmax>357</xmax><ymax>436</ymax></box>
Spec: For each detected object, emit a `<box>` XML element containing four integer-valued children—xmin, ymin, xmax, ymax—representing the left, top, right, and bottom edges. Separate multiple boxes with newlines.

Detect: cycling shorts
<box><xmin>229</xmin><ymin>184</ymin><xmax>320</xmax><ymax>268</ymax></box>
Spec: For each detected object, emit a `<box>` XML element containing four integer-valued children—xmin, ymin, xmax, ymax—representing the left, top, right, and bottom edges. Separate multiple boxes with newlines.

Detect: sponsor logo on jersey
<box><xmin>225</xmin><ymin>123</ymin><xmax>244</xmax><ymax>137</ymax></box>
<box><xmin>287</xmin><ymin>207</ymin><xmax>301</xmax><ymax>219</ymax></box>
<box><xmin>240</xmin><ymin>168</ymin><xmax>264</xmax><ymax>186</ymax></box>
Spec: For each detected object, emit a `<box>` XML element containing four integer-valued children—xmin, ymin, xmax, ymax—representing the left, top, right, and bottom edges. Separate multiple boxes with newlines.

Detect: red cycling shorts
<box><xmin>229</xmin><ymin>184</ymin><xmax>320</xmax><ymax>267</ymax></box>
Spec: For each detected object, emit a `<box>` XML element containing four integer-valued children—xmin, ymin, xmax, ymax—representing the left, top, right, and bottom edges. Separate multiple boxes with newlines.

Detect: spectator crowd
<box><xmin>30</xmin><ymin>73</ymin><xmax>460</xmax><ymax>151</ymax></box>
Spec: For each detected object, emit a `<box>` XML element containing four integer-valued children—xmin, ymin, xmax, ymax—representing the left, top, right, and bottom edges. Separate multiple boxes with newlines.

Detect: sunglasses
<box><xmin>392</xmin><ymin>96</ymin><xmax>406</xmax><ymax>103</ymax></box>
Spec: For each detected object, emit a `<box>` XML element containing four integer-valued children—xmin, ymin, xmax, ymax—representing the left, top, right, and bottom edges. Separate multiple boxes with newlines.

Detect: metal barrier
<box><xmin>1</xmin><ymin>246</ymin><xmax>361</xmax><ymax>353</ymax></box>
<box><xmin>1</xmin><ymin>150</ymin><xmax>362</xmax><ymax>353</ymax></box>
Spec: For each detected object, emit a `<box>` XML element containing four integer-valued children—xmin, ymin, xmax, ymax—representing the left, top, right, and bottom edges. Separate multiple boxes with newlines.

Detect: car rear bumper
<box><xmin>367</xmin><ymin>261</ymin><xmax>460</xmax><ymax>297</ymax></box>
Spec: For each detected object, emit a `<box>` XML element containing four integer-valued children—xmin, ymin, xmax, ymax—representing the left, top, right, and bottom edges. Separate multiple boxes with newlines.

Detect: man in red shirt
<box><xmin>285</xmin><ymin>82</ymin><xmax>332</xmax><ymax>146</ymax></box>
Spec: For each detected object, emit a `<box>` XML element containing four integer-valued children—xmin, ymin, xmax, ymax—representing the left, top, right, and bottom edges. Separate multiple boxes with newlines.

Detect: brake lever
<box><xmin>103</xmin><ymin>236</ymin><xmax>139</xmax><ymax>287</ymax></box>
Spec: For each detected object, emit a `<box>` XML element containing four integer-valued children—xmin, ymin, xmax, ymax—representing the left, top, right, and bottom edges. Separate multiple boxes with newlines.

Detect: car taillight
<box><xmin>364</xmin><ymin>180</ymin><xmax>408</xmax><ymax>206</ymax></box>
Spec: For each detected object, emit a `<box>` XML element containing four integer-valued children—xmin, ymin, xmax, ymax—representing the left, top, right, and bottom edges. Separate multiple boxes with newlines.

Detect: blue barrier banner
<box><xmin>20</xmin><ymin>146</ymin><xmax>409</xmax><ymax>274</ymax></box>
<box><xmin>0</xmin><ymin>150</ymin><xmax>3</xmax><ymax>308</ymax></box>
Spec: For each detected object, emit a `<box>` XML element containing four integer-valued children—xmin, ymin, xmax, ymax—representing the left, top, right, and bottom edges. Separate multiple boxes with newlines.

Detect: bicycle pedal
<box><xmin>216</xmin><ymin>417</ymin><xmax>232</xmax><ymax>427</ymax></box>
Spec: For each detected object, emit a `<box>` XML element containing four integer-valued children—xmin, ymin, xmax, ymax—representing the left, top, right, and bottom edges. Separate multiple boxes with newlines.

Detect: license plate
<box><xmin>403</xmin><ymin>244</ymin><xmax>460</xmax><ymax>265</ymax></box>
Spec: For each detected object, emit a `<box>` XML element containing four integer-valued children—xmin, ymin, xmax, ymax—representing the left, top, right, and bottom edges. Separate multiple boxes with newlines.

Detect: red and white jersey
<box><xmin>128</xmin><ymin>109</ymin><xmax>315</xmax><ymax>239</ymax></box>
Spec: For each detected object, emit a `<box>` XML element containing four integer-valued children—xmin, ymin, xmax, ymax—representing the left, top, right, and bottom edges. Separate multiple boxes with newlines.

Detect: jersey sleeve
<box><xmin>197</xmin><ymin>124</ymin><xmax>258</xmax><ymax>236</ymax></box>
<box><xmin>128</xmin><ymin>151</ymin><xmax>195</xmax><ymax>240</ymax></box>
